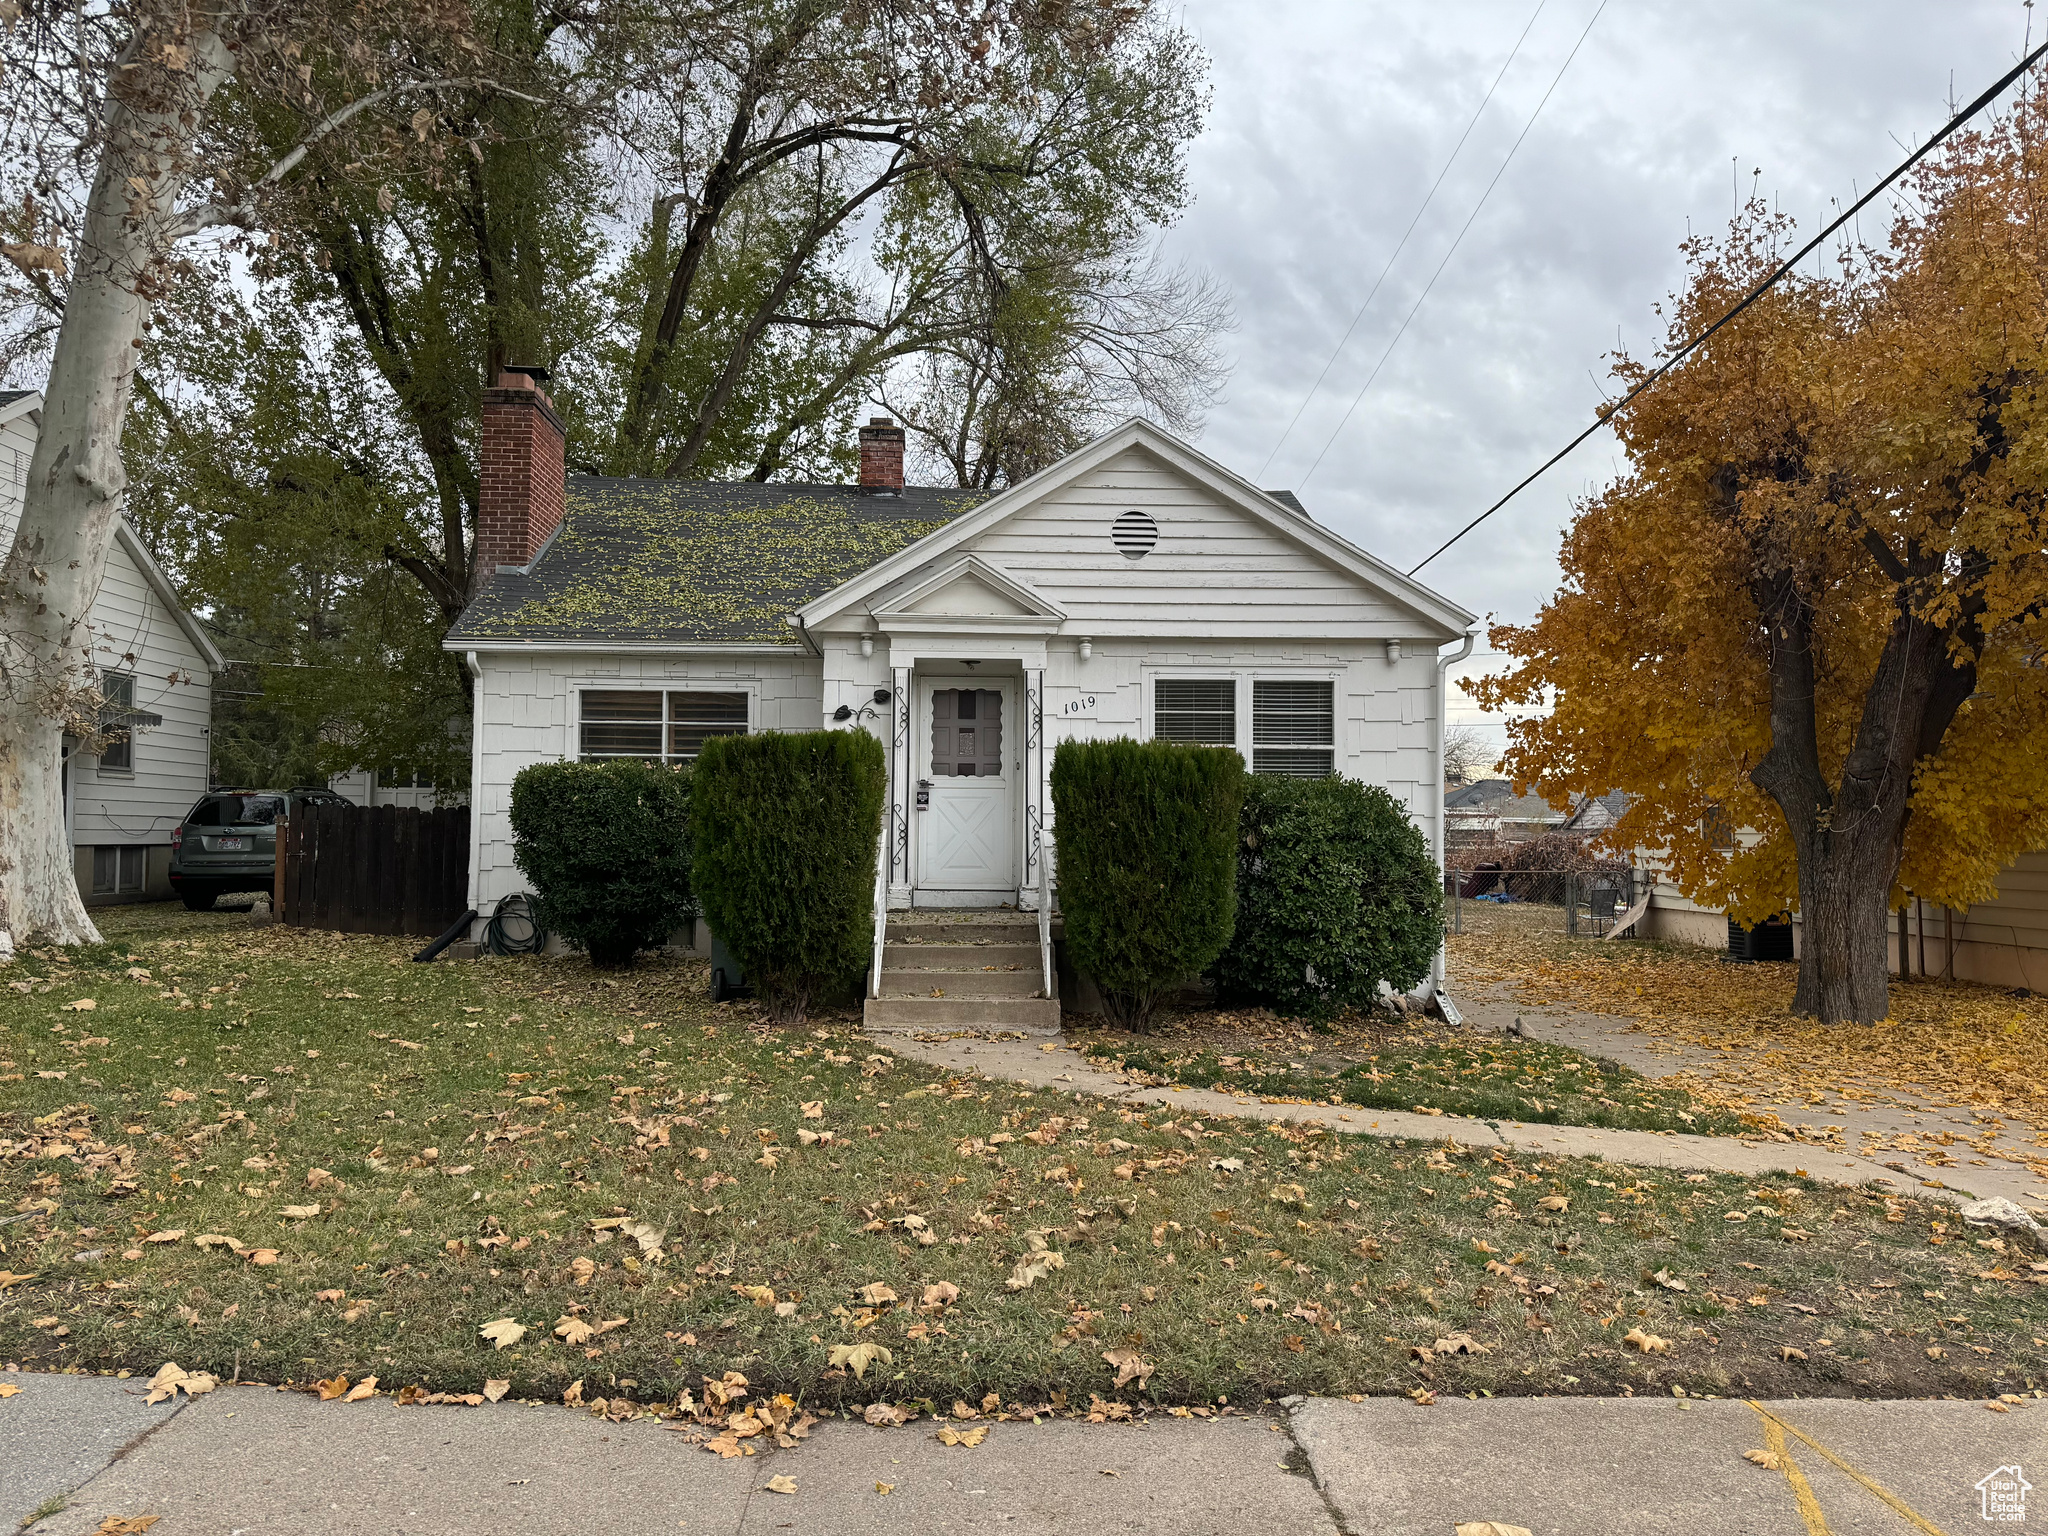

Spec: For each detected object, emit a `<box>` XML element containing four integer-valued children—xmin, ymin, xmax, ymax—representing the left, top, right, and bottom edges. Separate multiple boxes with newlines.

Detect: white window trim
<box><xmin>569</xmin><ymin>681</ymin><xmax>759</xmax><ymax>764</ymax></box>
<box><xmin>1141</xmin><ymin>665</ymin><xmax>1342</xmax><ymax>766</ymax></box>
<box><xmin>97</xmin><ymin>668</ymin><xmax>138</xmax><ymax>776</ymax></box>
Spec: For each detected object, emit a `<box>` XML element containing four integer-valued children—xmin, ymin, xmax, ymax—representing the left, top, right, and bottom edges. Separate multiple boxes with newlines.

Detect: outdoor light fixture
<box><xmin>860</xmin><ymin>635</ymin><xmax>875</xmax><ymax>659</ymax></box>
<box><xmin>834</xmin><ymin>688</ymin><xmax>893</xmax><ymax>725</ymax></box>
<box><xmin>1384</xmin><ymin>639</ymin><xmax>1403</xmax><ymax>665</ymax></box>
<box><xmin>1078</xmin><ymin>638</ymin><xmax>1093</xmax><ymax>662</ymax></box>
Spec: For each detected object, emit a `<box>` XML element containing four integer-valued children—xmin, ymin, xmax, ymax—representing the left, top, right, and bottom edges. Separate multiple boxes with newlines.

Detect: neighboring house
<box><xmin>1443</xmin><ymin>778</ymin><xmax>1569</xmax><ymax>851</ymax></box>
<box><xmin>445</xmin><ymin>373</ymin><xmax>1476</xmax><ymax>968</ymax></box>
<box><xmin>0</xmin><ymin>390</ymin><xmax>224</xmax><ymax>905</ymax></box>
<box><xmin>326</xmin><ymin>767</ymin><xmax>465</xmax><ymax>810</ymax></box>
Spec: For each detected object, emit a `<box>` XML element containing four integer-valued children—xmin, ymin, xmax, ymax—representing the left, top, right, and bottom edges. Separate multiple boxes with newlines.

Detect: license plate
<box><xmin>216</xmin><ymin>836</ymin><xmax>247</xmax><ymax>851</ymax></box>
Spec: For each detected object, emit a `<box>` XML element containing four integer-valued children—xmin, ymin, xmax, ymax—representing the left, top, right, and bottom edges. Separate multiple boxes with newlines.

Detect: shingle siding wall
<box><xmin>467</xmin><ymin>651</ymin><xmax>824</xmax><ymax>915</ymax></box>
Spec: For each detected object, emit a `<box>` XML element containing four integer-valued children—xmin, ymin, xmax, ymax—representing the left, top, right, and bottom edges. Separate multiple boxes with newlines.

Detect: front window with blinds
<box><xmin>1252</xmin><ymin>680</ymin><xmax>1334</xmax><ymax>776</ymax></box>
<box><xmin>1153</xmin><ymin>678</ymin><xmax>1236</xmax><ymax>744</ymax></box>
<box><xmin>580</xmin><ymin>690</ymin><xmax>747</xmax><ymax>763</ymax></box>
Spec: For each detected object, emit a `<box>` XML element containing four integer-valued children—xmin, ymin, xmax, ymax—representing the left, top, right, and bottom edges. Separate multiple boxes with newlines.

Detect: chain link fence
<box><xmin>1444</xmin><ymin>864</ymin><xmax>1648</xmax><ymax>939</ymax></box>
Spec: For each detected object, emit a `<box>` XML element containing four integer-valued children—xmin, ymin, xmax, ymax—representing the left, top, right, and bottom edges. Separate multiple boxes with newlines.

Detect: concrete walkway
<box><xmin>5</xmin><ymin>1370</ymin><xmax>2040</xmax><ymax>1534</ymax></box>
<box><xmin>878</xmin><ymin>1032</ymin><xmax>2043</xmax><ymax>1211</ymax></box>
<box><xmin>1455</xmin><ymin>982</ymin><xmax>2048</xmax><ymax>1209</ymax></box>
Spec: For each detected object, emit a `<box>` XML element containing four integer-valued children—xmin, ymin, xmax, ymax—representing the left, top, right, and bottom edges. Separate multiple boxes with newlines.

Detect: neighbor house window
<box><xmin>377</xmin><ymin>767</ymin><xmax>433</xmax><ymax>789</ymax></box>
<box><xmin>1252</xmin><ymin>679</ymin><xmax>1334</xmax><ymax>777</ymax></box>
<box><xmin>1153</xmin><ymin>678</ymin><xmax>1236</xmax><ymax>744</ymax></box>
<box><xmin>98</xmin><ymin>670</ymin><xmax>134</xmax><ymax>772</ymax></box>
<box><xmin>91</xmin><ymin>846</ymin><xmax>146</xmax><ymax>895</ymax></box>
<box><xmin>580</xmin><ymin>689</ymin><xmax>747</xmax><ymax>763</ymax></box>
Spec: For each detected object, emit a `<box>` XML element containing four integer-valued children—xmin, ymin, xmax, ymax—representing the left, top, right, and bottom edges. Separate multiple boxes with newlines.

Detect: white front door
<box><xmin>914</xmin><ymin>678</ymin><xmax>1017</xmax><ymax>896</ymax></box>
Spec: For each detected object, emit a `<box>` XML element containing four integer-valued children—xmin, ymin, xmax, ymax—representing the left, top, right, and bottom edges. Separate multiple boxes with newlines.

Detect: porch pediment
<box><xmin>872</xmin><ymin>555</ymin><xmax>1065</xmax><ymax>636</ymax></box>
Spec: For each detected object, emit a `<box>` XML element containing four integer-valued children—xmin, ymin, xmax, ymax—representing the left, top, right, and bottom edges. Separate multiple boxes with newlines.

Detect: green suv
<box><xmin>168</xmin><ymin>787</ymin><xmax>349</xmax><ymax>911</ymax></box>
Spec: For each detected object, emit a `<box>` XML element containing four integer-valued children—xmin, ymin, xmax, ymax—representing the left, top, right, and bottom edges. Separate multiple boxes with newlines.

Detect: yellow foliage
<box><xmin>1474</xmin><ymin>94</ymin><xmax>2048</xmax><ymax>932</ymax></box>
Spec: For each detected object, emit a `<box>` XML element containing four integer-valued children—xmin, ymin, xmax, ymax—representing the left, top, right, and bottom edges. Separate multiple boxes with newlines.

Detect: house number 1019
<box><xmin>1059</xmin><ymin>694</ymin><xmax>1098</xmax><ymax>717</ymax></box>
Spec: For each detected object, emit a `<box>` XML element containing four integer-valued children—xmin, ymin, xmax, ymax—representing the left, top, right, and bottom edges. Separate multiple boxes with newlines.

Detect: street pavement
<box><xmin>5</xmin><ymin>1369</ymin><xmax>2041</xmax><ymax>1534</ymax></box>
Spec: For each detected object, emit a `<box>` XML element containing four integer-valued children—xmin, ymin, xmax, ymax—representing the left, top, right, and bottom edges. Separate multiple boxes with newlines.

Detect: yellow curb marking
<box><xmin>1746</xmin><ymin>1402</ymin><xmax>1954</xmax><ymax>1536</ymax></box>
<box><xmin>1751</xmin><ymin>1405</ymin><xmax>1831</xmax><ymax>1535</ymax></box>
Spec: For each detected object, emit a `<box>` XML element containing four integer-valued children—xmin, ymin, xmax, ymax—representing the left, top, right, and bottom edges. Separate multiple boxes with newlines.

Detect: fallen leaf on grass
<box><xmin>143</xmin><ymin>1230</ymin><xmax>184</xmax><ymax>1245</ymax></box>
<box><xmin>764</xmin><ymin>1474</ymin><xmax>798</xmax><ymax>1494</ymax></box>
<box><xmin>242</xmin><ymin>1248</ymin><xmax>279</xmax><ymax>1266</ymax></box>
<box><xmin>0</xmin><ymin>1271</ymin><xmax>35</xmax><ymax>1289</ymax></box>
<box><xmin>828</xmin><ymin>1342</ymin><xmax>893</xmax><ymax>1379</ymax></box>
<box><xmin>479</xmin><ymin>1318</ymin><xmax>526</xmax><ymax>1350</ymax></box>
<box><xmin>562</xmin><ymin>1380</ymin><xmax>584</xmax><ymax>1405</ymax></box>
<box><xmin>936</xmin><ymin>1423</ymin><xmax>989</xmax><ymax>1447</ymax></box>
<box><xmin>800</xmin><ymin>1101</ymin><xmax>824</xmax><ymax>1119</ymax></box>
<box><xmin>192</xmin><ymin>1235</ymin><xmax>240</xmax><ymax>1251</ymax></box>
<box><xmin>1005</xmin><ymin>1251</ymin><xmax>1065</xmax><ymax>1291</ymax></box>
<box><xmin>1622</xmin><ymin>1327</ymin><xmax>1671</xmax><ymax>1356</ymax></box>
<box><xmin>315</xmin><ymin>1289</ymin><xmax>345</xmax><ymax>1303</ymax></box>
<box><xmin>858</xmin><ymin>1282</ymin><xmax>898</xmax><ymax>1306</ymax></box>
<box><xmin>1649</xmin><ymin>1268</ymin><xmax>1688</xmax><ymax>1292</ymax></box>
<box><xmin>923</xmin><ymin>1281</ymin><xmax>959</xmax><ymax>1309</ymax></box>
<box><xmin>61</xmin><ymin>998</ymin><xmax>96</xmax><ymax>1011</ymax></box>
<box><xmin>1537</xmin><ymin>1195</ymin><xmax>1569</xmax><ymax>1212</ymax></box>
<box><xmin>281</xmin><ymin>1205</ymin><xmax>321</xmax><ymax>1220</ymax></box>
<box><xmin>1102</xmin><ymin>1348</ymin><xmax>1154</xmax><ymax>1388</ymax></box>
<box><xmin>1780</xmin><ymin>1347</ymin><xmax>1808</xmax><ymax>1363</ymax></box>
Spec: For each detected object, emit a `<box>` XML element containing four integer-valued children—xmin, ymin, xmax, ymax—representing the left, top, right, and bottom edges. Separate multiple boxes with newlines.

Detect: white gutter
<box><xmin>1433</xmin><ymin>629</ymin><xmax>1478</xmax><ymax>986</ymax></box>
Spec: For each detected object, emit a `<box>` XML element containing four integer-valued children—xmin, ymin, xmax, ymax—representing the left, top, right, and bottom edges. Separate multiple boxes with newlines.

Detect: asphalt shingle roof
<box><xmin>447</xmin><ymin>477</ymin><xmax>983</xmax><ymax>646</ymax></box>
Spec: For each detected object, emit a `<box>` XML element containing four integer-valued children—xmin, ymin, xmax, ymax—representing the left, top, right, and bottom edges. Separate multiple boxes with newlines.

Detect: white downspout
<box><xmin>1433</xmin><ymin>629</ymin><xmax>1477</xmax><ymax>987</ymax></box>
<box><xmin>463</xmin><ymin>650</ymin><xmax>485</xmax><ymax>937</ymax></box>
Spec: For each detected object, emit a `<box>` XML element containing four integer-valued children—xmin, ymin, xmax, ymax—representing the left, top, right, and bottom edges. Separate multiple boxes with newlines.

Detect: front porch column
<box><xmin>1021</xmin><ymin>664</ymin><xmax>1045</xmax><ymax>908</ymax></box>
<box><xmin>888</xmin><ymin>664</ymin><xmax>912</xmax><ymax>907</ymax></box>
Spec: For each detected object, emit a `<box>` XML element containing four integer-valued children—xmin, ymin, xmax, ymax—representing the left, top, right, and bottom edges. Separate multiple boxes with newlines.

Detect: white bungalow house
<box><xmin>444</xmin><ymin>370</ymin><xmax>1476</xmax><ymax>1023</ymax></box>
<box><xmin>0</xmin><ymin>390</ymin><xmax>224</xmax><ymax>905</ymax></box>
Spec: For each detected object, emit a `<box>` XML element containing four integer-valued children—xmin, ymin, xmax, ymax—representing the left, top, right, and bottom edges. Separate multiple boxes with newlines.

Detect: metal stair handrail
<box><xmin>1037</xmin><ymin>830</ymin><xmax>1053</xmax><ymax>1000</ymax></box>
<box><xmin>869</xmin><ymin>829</ymin><xmax>888</xmax><ymax>1000</ymax></box>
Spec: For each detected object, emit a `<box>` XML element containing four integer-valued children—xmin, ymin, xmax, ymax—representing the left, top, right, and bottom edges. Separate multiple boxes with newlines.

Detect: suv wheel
<box><xmin>179</xmin><ymin>884</ymin><xmax>219</xmax><ymax>912</ymax></box>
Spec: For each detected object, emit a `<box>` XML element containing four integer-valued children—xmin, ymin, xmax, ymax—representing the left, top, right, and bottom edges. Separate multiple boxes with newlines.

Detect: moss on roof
<box><xmin>447</xmin><ymin>477</ymin><xmax>980</xmax><ymax>646</ymax></box>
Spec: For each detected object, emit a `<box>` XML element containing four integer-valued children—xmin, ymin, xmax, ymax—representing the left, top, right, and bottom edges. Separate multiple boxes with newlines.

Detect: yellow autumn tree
<box><xmin>1474</xmin><ymin>89</ymin><xmax>2048</xmax><ymax>1026</ymax></box>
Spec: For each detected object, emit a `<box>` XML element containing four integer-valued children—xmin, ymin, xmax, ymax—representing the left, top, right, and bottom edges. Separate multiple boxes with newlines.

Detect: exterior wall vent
<box><xmin>1111</xmin><ymin>509</ymin><xmax>1158</xmax><ymax>559</ymax></box>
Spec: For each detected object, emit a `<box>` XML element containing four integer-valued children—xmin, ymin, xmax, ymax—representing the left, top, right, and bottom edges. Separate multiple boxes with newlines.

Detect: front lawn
<box><xmin>1075</xmin><ymin>1014</ymin><xmax>1750</xmax><ymax>1135</ymax></box>
<box><xmin>2</xmin><ymin>905</ymin><xmax>2043</xmax><ymax>1418</ymax></box>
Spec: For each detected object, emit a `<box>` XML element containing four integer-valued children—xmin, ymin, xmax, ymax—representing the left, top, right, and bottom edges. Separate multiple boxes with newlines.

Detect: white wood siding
<box><xmin>467</xmin><ymin>650</ymin><xmax>823</xmax><ymax>912</ymax></box>
<box><xmin>0</xmin><ymin>407</ymin><xmax>212</xmax><ymax>864</ymax></box>
<box><xmin>961</xmin><ymin>447</ymin><xmax>1418</xmax><ymax>639</ymax></box>
<box><xmin>64</xmin><ymin>533</ymin><xmax>213</xmax><ymax>850</ymax></box>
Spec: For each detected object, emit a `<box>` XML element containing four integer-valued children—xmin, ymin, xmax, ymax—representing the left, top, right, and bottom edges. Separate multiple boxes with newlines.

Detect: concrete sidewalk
<box><xmin>5</xmin><ymin>1371</ymin><xmax>2040</xmax><ymax>1534</ymax></box>
<box><xmin>882</xmin><ymin>1033</ymin><xmax>2035</xmax><ymax>1211</ymax></box>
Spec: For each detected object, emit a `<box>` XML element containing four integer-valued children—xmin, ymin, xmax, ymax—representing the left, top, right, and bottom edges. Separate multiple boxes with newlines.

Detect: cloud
<box><xmin>1165</xmin><ymin>0</ymin><xmax>2030</xmax><ymax>659</ymax></box>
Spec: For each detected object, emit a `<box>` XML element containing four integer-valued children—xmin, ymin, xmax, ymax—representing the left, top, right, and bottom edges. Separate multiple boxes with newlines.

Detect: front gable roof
<box><xmin>870</xmin><ymin>554</ymin><xmax>1066</xmax><ymax>636</ymax></box>
<box><xmin>447</xmin><ymin>477</ymin><xmax>982</xmax><ymax>648</ymax></box>
<box><xmin>795</xmin><ymin>416</ymin><xmax>1476</xmax><ymax>639</ymax></box>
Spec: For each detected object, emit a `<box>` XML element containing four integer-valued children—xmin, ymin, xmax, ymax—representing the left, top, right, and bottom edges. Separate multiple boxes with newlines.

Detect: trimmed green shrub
<box><xmin>510</xmin><ymin>759</ymin><xmax>694</xmax><ymax>969</ymax></box>
<box><xmin>1215</xmin><ymin>774</ymin><xmax>1444</xmax><ymax>1022</ymax></box>
<box><xmin>1051</xmin><ymin>737</ymin><xmax>1244</xmax><ymax>1030</ymax></box>
<box><xmin>690</xmin><ymin>729</ymin><xmax>887</xmax><ymax>1022</ymax></box>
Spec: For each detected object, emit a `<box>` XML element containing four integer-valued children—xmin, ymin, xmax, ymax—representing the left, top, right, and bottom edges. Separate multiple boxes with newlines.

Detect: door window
<box><xmin>930</xmin><ymin>689</ymin><xmax>1003</xmax><ymax>777</ymax></box>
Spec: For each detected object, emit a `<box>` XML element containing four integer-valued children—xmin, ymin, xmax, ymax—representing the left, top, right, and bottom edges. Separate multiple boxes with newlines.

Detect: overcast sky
<box><xmin>1156</xmin><ymin>0</ymin><xmax>2035</xmax><ymax>761</ymax></box>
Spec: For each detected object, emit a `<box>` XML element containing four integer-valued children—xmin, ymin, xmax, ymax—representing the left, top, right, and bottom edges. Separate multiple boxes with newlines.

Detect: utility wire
<box><xmin>1258</xmin><ymin>0</ymin><xmax>1548</xmax><ymax>482</ymax></box>
<box><xmin>1407</xmin><ymin>34</ymin><xmax>2048</xmax><ymax>577</ymax></box>
<box><xmin>1300</xmin><ymin>0</ymin><xmax>1608</xmax><ymax>491</ymax></box>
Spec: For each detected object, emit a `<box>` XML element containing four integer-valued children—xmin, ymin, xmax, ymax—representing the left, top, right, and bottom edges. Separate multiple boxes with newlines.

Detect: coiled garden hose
<box><xmin>485</xmin><ymin>893</ymin><xmax>548</xmax><ymax>956</ymax></box>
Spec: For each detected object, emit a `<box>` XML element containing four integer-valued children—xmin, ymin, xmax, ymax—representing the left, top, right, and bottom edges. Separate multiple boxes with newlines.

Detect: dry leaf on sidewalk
<box><xmin>1743</xmin><ymin>1449</ymin><xmax>1787</xmax><ymax>1470</ymax></box>
<box><xmin>315</xmin><ymin>1376</ymin><xmax>350</xmax><ymax>1401</ymax></box>
<box><xmin>344</xmin><ymin>1376</ymin><xmax>379</xmax><ymax>1402</ymax></box>
<box><xmin>1455</xmin><ymin>1524</ymin><xmax>1533</xmax><ymax>1536</ymax></box>
<box><xmin>764</xmin><ymin>1475</ymin><xmax>798</xmax><ymax>1495</ymax></box>
<box><xmin>936</xmin><ymin>1424</ymin><xmax>989</xmax><ymax>1447</ymax></box>
<box><xmin>93</xmin><ymin>1518</ymin><xmax>160</xmax><ymax>1534</ymax></box>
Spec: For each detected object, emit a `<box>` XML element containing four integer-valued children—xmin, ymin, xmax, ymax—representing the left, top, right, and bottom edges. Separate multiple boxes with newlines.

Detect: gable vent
<box><xmin>1111</xmin><ymin>509</ymin><xmax>1158</xmax><ymax>560</ymax></box>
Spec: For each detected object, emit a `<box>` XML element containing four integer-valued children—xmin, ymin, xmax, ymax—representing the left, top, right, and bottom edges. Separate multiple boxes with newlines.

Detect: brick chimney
<box><xmin>858</xmin><ymin>416</ymin><xmax>905</xmax><ymax>493</ymax></box>
<box><xmin>475</xmin><ymin>366</ymin><xmax>565</xmax><ymax>592</ymax></box>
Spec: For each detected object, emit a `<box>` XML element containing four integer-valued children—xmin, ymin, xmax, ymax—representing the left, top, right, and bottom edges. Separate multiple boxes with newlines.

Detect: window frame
<box><xmin>97</xmin><ymin>669</ymin><xmax>136</xmax><ymax>774</ymax></box>
<box><xmin>91</xmin><ymin>845</ymin><xmax>146</xmax><ymax>895</ymax></box>
<box><xmin>572</xmin><ymin>684</ymin><xmax>756</xmax><ymax>766</ymax></box>
<box><xmin>1142</xmin><ymin>666</ymin><xmax>1343</xmax><ymax>776</ymax></box>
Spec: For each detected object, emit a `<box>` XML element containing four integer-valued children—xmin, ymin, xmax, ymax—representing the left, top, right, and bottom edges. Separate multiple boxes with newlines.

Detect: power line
<box><xmin>1258</xmin><ymin>0</ymin><xmax>1549</xmax><ymax>483</ymax></box>
<box><xmin>1300</xmin><ymin>0</ymin><xmax>1608</xmax><ymax>491</ymax></box>
<box><xmin>1406</xmin><ymin>35</ymin><xmax>2048</xmax><ymax>577</ymax></box>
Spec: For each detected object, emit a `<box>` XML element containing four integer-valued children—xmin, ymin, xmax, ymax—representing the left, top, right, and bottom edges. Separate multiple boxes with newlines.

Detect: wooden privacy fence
<box><xmin>276</xmin><ymin>803</ymin><xmax>470</xmax><ymax>937</ymax></box>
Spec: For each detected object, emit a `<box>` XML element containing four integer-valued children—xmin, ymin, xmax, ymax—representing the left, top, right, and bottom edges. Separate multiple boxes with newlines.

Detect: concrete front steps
<box><xmin>862</xmin><ymin>911</ymin><xmax>1061</xmax><ymax>1035</ymax></box>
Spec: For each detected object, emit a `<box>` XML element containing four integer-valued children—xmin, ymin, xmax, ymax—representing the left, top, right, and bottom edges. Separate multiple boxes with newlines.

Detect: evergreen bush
<box><xmin>1050</xmin><ymin>737</ymin><xmax>1244</xmax><ymax>1030</ymax></box>
<box><xmin>510</xmin><ymin>759</ymin><xmax>694</xmax><ymax>969</ymax></box>
<box><xmin>1215</xmin><ymin>774</ymin><xmax>1443</xmax><ymax>1022</ymax></box>
<box><xmin>691</xmin><ymin>729</ymin><xmax>887</xmax><ymax>1021</ymax></box>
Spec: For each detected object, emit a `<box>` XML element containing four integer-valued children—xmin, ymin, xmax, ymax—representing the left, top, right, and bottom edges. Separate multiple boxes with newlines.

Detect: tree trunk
<box><xmin>0</xmin><ymin>32</ymin><xmax>234</xmax><ymax>950</ymax></box>
<box><xmin>1780</xmin><ymin>808</ymin><xmax>1899</xmax><ymax>1025</ymax></box>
